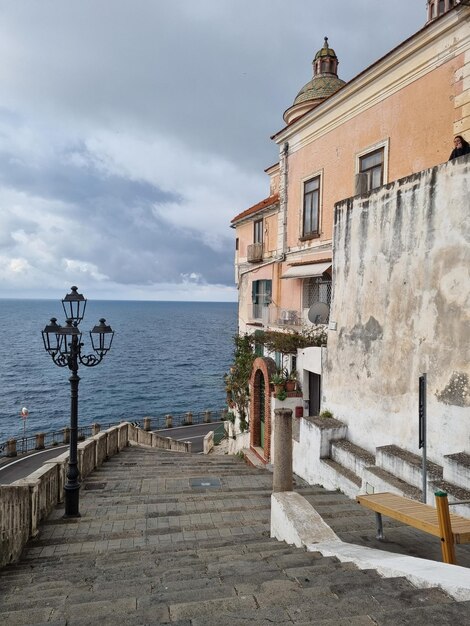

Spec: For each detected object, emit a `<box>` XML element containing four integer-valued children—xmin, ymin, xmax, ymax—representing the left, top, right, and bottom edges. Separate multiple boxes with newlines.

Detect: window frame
<box><xmin>251</xmin><ymin>279</ymin><xmax>272</xmax><ymax>320</ymax></box>
<box><xmin>355</xmin><ymin>139</ymin><xmax>389</xmax><ymax>194</ymax></box>
<box><xmin>253</xmin><ymin>219</ymin><xmax>263</xmax><ymax>245</ymax></box>
<box><xmin>300</xmin><ymin>172</ymin><xmax>322</xmax><ymax>240</ymax></box>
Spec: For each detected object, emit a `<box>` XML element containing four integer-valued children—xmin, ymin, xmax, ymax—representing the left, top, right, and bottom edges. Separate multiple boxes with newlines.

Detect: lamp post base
<box><xmin>63</xmin><ymin>485</ymin><xmax>81</xmax><ymax>518</ymax></box>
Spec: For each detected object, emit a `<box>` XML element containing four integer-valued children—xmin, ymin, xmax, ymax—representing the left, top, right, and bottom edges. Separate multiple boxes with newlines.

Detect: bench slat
<box><xmin>356</xmin><ymin>492</ymin><xmax>470</xmax><ymax>543</ymax></box>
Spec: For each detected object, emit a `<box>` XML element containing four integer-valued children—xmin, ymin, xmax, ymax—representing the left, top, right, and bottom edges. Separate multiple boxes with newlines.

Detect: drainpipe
<box><xmin>280</xmin><ymin>142</ymin><xmax>289</xmax><ymax>259</ymax></box>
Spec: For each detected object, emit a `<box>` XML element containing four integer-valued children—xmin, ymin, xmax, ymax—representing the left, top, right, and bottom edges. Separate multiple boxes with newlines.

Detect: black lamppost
<box><xmin>42</xmin><ymin>286</ymin><xmax>114</xmax><ymax>518</ymax></box>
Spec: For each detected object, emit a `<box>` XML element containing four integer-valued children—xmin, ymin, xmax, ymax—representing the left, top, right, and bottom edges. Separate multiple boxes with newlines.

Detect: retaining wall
<box><xmin>0</xmin><ymin>422</ymin><xmax>193</xmax><ymax>569</ymax></box>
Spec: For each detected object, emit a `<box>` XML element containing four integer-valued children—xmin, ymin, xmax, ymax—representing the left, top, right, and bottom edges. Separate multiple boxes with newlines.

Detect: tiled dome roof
<box><xmin>283</xmin><ymin>37</ymin><xmax>345</xmax><ymax>124</ymax></box>
<box><xmin>294</xmin><ymin>75</ymin><xmax>346</xmax><ymax>105</ymax></box>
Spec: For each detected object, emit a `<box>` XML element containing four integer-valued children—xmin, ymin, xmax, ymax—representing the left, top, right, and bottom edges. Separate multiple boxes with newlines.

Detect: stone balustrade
<box><xmin>0</xmin><ymin>421</ymin><xmax>191</xmax><ymax>569</ymax></box>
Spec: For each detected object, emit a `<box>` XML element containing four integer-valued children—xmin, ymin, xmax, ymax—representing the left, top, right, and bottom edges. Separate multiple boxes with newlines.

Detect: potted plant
<box><xmin>270</xmin><ymin>371</ymin><xmax>286</xmax><ymax>395</ymax></box>
<box><xmin>285</xmin><ymin>369</ymin><xmax>297</xmax><ymax>392</ymax></box>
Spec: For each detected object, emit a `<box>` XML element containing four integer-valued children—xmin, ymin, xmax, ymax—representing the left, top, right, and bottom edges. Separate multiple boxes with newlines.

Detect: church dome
<box><xmin>284</xmin><ymin>37</ymin><xmax>346</xmax><ymax>125</ymax></box>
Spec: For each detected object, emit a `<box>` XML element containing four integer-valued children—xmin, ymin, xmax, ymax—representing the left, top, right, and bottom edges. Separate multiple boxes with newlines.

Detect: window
<box><xmin>252</xmin><ymin>280</ymin><xmax>272</xmax><ymax>319</ymax></box>
<box><xmin>439</xmin><ymin>0</ymin><xmax>445</xmax><ymax>14</ymax></box>
<box><xmin>359</xmin><ymin>148</ymin><xmax>384</xmax><ymax>192</ymax></box>
<box><xmin>235</xmin><ymin>238</ymin><xmax>239</xmax><ymax>251</ymax></box>
<box><xmin>254</xmin><ymin>219</ymin><xmax>263</xmax><ymax>244</ymax></box>
<box><xmin>303</xmin><ymin>276</ymin><xmax>331</xmax><ymax>321</ymax></box>
<box><xmin>302</xmin><ymin>175</ymin><xmax>320</xmax><ymax>237</ymax></box>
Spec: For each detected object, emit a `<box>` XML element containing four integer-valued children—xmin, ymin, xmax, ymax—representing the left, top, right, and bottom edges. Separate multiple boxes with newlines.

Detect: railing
<box><xmin>247</xmin><ymin>243</ymin><xmax>263</xmax><ymax>263</ymax></box>
<box><xmin>213</xmin><ymin>422</ymin><xmax>227</xmax><ymax>445</ymax></box>
<box><xmin>0</xmin><ymin>408</ymin><xmax>227</xmax><ymax>459</ymax></box>
<box><xmin>269</xmin><ymin>306</ymin><xmax>303</xmax><ymax>328</ymax></box>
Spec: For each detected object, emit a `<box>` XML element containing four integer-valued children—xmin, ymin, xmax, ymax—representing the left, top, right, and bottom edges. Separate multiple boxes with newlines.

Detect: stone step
<box><xmin>321</xmin><ymin>458</ymin><xmax>362</xmax><ymax>487</ymax></box>
<box><xmin>361</xmin><ymin>464</ymin><xmax>423</xmax><ymax>500</ymax></box>
<box><xmin>376</xmin><ymin>444</ymin><xmax>443</xmax><ymax>489</ymax></box>
<box><xmin>443</xmin><ymin>452</ymin><xmax>470</xmax><ymax>490</ymax></box>
<box><xmin>429</xmin><ymin>478</ymin><xmax>470</xmax><ymax>519</ymax></box>
<box><xmin>331</xmin><ymin>438</ymin><xmax>375</xmax><ymax>475</ymax></box>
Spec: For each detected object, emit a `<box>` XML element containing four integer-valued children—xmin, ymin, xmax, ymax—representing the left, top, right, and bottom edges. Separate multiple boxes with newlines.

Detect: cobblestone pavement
<box><xmin>1</xmin><ymin>445</ymin><xmax>470</xmax><ymax>625</ymax></box>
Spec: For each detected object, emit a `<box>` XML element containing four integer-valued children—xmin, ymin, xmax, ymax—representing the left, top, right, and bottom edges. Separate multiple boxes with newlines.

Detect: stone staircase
<box><xmin>1</xmin><ymin>446</ymin><xmax>470</xmax><ymax>625</ymax></box>
<box><xmin>307</xmin><ymin>416</ymin><xmax>470</xmax><ymax>518</ymax></box>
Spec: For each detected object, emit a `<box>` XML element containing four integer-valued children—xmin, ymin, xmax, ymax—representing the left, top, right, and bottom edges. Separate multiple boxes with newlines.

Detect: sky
<box><xmin>0</xmin><ymin>1</ymin><xmax>425</xmax><ymax>302</ymax></box>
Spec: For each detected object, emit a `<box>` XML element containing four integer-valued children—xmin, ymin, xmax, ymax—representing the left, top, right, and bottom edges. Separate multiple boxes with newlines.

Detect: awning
<box><xmin>281</xmin><ymin>262</ymin><xmax>331</xmax><ymax>279</ymax></box>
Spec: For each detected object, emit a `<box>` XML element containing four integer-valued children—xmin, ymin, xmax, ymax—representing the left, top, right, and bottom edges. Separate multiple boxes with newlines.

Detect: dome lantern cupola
<box><xmin>283</xmin><ymin>36</ymin><xmax>346</xmax><ymax>125</ymax></box>
<box><xmin>427</xmin><ymin>0</ymin><xmax>459</xmax><ymax>23</ymax></box>
<box><xmin>313</xmin><ymin>37</ymin><xmax>339</xmax><ymax>77</ymax></box>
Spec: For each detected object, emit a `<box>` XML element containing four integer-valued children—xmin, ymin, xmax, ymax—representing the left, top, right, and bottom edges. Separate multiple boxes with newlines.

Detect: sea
<box><xmin>0</xmin><ymin>299</ymin><xmax>237</xmax><ymax>442</ymax></box>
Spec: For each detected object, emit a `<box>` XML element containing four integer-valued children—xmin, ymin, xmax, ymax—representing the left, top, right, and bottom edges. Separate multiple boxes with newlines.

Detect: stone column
<box><xmin>165</xmin><ymin>414</ymin><xmax>173</xmax><ymax>428</ymax></box>
<box><xmin>143</xmin><ymin>417</ymin><xmax>152</xmax><ymax>431</ymax></box>
<box><xmin>185</xmin><ymin>412</ymin><xmax>193</xmax><ymax>426</ymax></box>
<box><xmin>6</xmin><ymin>438</ymin><xmax>17</xmax><ymax>457</ymax></box>
<box><xmin>35</xmin><ymin>433</ymin><xmax>45</xmax><ymax>450</ymax></box>
<box><xmin>91</xmin><ymin>423</ymin><xmax>101</xmax><ymax>436</ymax></box>
<box><xmin>204</xmin><ymin>410</ymin><xmax>212</xmax><ymax>423</ymax></box>
<box><xmin>273</xmin><ymin>409</ymin><xmax>293</xmax><ymax>493</ymax></box>
<box><xmin>63</xmin><ymin>427</ymin><xmax>70</xmax><ymax>444</ymax></box>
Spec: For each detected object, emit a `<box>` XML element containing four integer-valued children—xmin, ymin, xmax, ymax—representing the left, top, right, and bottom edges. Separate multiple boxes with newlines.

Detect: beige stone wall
<box><xmin>323</xmin><ymin>156</ymin><xmax>470</xmax><ymax>462</ymax></box>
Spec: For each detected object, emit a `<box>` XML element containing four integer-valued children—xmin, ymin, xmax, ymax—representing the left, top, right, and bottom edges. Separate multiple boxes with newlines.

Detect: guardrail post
<box><xmin>204</xmin><ymin>410</ymin><xmax>212</xmax><ymax>423</ymax></box>
<box><xmin>185</xmin><ymin>412</ymin><xmax>193</xmax><ymax>426</ymax></box>
<box><xmin>91</xmin><ymin>423</ymin><xmax>101</xmax><ymax>436</ymax></box>
<box><xmin>62</xmin><ymin>427</ymin><xmax>70</xmax><ymax>444</ymax></box>
<box><xmin>6</xmin><ymin>438</ymin><xmax>17</xmax><ymax>457</ymax></box>
<box><xmin>273</xmin><ymin>409</ymin><xmax>293</xmax><ymax>493</ymax></box>
<box><xmin>35</xmin><ymin>433</ymin><xmax>45</xmax><ymax>450</ymax></box>
<box><xmin>435</xmin><ymin>490</ymin><xmax>456</xmax><ymax>565</ymax></box>
<box><xmin>221</xmin><ymin>408</ymin><xmax>228</xmax><ymax>420</ymax></box>
<box><xmin>165</xmin><ymin>414</ymin><xmax>173</xmax><ymax>428</ymax></box>
<box><xmin>143</xmin><ymin>417</ymin><xmax>152</xmax><ymax>431</ymax></box>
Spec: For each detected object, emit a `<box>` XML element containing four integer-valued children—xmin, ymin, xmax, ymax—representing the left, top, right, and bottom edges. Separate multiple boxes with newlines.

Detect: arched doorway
<box><xmin>250</xmin><ymin>357</ymin><xmax>276</xmax><ymax>461</ymax></box>
<box><xmin>253</xmin><ymin>369</ymin><xmax>265</xmax><ymax>448</ymax></box>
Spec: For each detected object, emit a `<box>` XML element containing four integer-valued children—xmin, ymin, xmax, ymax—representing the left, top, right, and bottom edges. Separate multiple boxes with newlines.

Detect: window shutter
<box><xmin>252</xmin><ymin>280</ymin><xmax>257</xmax><ymax>303</ymax></box>
<box><xmin>265</xmin><ymin>280</ymin><xmax>272</xmax><ymax>303</ymax></box>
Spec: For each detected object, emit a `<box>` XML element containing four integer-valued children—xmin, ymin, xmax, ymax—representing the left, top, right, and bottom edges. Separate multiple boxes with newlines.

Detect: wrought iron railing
<box><xmin>0</xmin><ymin>408</ymin><xmax>227</xmax><ymax>459</ymax></box>
<box><xmin>213</xmin><ymin>422</ymin><xmax>227</xmax><ymax>445</ymax></box>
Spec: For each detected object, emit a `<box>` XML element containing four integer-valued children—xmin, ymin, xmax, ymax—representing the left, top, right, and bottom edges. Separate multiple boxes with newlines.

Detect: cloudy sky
<box><xmin>0</xmin><ymin>1</ymin><xmax>425</xmax><ymax>301</ymax></box>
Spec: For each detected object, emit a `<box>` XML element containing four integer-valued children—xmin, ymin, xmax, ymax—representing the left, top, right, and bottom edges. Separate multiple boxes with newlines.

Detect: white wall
<box><xmin>323</xmin><ymin>157</ymin><xmax>470</xmax><ymax>463</ymax></box>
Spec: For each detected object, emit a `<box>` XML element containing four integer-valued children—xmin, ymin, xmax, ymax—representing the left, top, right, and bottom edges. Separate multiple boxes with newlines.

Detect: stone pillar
<box><xmin>6</xmin><ymin>438</ymin><xmax>17</xmax><ymax>457</ymax></box>
<box><xmin>273</xmin><ymin>409</ymin><xmax>293</xmax><ymax>493</ymax></box>
<box><xmin>35</xmin><ymin>433</ymin><xmax>45</xmax><ymax>450</ymax></box>
<box><xmin>204</xmin><ymin>410</ymin><xmax>212</xmax><ymax>423</ymax></box>
<box><xmin>91</xmin><ymin>423</ymin><xmax>101</xmax><ymax>436</ymax></box>
<box><xmin>143</xmin><ymin>417</ymin><xmax>152</xmax><ymax>431</ymax></box>
<box><xmin>221</xmin><ymin>408</ymin><xmax>228</xmax><ymax>420</ymax></box>
<box><xmin>185</xmin><ymin>412</ymin><xmax>193</xmax><ymax>426</ymax></box>
<box><xmin>63</xmin><ymin>427</ymin><xmax>70</xmax><ymax>444</ymax></box>
<box><xmin>165</xmin><ymin>414</ymin><xmax>173</xmax><ymax>428</ymax></box>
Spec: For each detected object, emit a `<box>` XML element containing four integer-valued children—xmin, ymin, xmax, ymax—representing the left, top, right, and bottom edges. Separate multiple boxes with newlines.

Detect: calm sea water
<box><xmin>0</xmin><ymin>300</ymin><xmax>237</xmax><ymax>441</ymax></box>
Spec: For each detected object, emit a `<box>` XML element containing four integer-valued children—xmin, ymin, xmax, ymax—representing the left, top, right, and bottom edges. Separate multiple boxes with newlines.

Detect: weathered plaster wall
<box><xmin>323</xmin><ymin>156</ymin><xmax>470</xmax><ymax>462</ymax></box>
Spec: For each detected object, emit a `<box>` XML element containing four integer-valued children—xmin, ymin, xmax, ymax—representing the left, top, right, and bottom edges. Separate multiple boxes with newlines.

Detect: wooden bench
<box><xmin>356</xmin><ymin>490</ymin><xmax>470</xmax><ymax>565</ymax></box>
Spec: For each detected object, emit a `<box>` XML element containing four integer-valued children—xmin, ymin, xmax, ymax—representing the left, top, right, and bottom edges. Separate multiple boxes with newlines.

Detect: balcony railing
<box><xmin>270</xmin><ymin>307</ymin><xmax>302</xmax><ymax>328</ymax></box>
<box><xmin>247</xmin><ymin>243</ymin><xmax>263</xmax><ymax>263</ymax></box>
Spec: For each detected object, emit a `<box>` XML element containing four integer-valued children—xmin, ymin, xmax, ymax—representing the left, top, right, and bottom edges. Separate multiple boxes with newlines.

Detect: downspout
<box><xmin>274</xmin><ymin>141</ymin><xmax>289</xmax><ymax>314</ymax></box>
<box><xmin>280</xmin><ymin>141</ymin><xmax>289</xmax><ymax>259</ymax></box>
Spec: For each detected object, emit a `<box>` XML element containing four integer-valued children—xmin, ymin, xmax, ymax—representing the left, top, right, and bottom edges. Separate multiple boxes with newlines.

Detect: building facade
<box><xmin>231</xmin><ymin>3</ymin><xmax>470</xmax><ymax>472</ymax></box>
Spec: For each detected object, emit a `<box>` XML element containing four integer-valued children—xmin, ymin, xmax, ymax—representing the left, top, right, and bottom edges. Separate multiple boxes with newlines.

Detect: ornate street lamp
<box><xmin>42</xmin><ymin>286</ymin><xmax>114</xmax><ymax>517</ymax></box>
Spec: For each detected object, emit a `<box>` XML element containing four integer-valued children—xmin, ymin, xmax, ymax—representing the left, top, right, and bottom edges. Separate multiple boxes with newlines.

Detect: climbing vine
<box><xmin>224</xmin><ymin>334</ymin><xmax>256</xmax><ymax>432</ymax></box>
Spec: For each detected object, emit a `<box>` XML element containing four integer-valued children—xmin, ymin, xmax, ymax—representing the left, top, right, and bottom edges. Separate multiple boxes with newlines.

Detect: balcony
<box><xmin>247</xmin><ymin>243</ymin><xmax>263</xmax><ymax>263</ymax></box>
<box><xmin>271</xmin><ymin>307</ymin><xmax>302</xmax><ymax>328</ymax></box>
